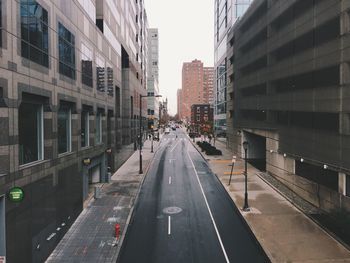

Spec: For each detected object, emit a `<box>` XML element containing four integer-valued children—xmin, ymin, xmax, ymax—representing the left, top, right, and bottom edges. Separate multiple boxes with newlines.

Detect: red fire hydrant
<box><xmin>115</xmin><ymin>223</ymin><xmax>120</xmax><ymax>239</ymax></box>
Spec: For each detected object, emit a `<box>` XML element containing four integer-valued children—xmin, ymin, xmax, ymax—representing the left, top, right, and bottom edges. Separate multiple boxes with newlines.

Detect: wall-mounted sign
<box><xmin>8</xmin><ymin>187</ymin><xmax>24</xmax><ymax>203</ymax></box>
<box><xmin>83</xmin><ymin>158</ymin><xmax>91</xmax><ymax>165</ymax></box>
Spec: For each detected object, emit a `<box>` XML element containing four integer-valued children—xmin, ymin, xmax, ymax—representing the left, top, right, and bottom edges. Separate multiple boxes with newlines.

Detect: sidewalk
<box><xmin>191</xmin><ymin>137</ymin><xmax>350</xmax><ymax>263</ymax></box>
<box><xmin>46</xmin><ymin>138</ymin><xmax>159</xmax><ymax>263</ymax></box>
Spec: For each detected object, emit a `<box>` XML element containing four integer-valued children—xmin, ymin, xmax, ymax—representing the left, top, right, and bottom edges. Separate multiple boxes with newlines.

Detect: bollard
<box><xmin>115</xmin><ymin>223</ymin><xmax>120</xmax><ymax>239</ymax></box>
<box><xmin>94</xmin><ymin>186</ymin><xmax>101</xmax><ymax>199</ymax></box>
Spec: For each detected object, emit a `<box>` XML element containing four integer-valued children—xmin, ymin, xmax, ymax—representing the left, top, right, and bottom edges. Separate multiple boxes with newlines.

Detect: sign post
<box><xmin>228</xmin><ymin>156</ymin><xmax>236</xmax><ymax>186</ymax></box>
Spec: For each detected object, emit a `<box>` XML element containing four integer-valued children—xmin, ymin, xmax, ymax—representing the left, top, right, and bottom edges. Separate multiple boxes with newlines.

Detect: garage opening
<box><xmin>243</xmin><ymin>131</ymin><xmax>266</xmax><ymax>171</ymax></box>
<box><xmin>89</xmin><ymin>165</ymin><xmax>101</xmax><ymax>184</ymax></box>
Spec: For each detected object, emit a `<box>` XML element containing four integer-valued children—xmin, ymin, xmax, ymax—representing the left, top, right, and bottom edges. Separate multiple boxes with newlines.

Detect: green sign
<box><xmin>8</xmin><ymin>187</ymin><xmax>24</xmax><ymax>203</ymax></box>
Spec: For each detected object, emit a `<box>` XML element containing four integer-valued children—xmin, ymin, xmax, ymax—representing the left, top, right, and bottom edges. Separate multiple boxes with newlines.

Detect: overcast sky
<box><xmin>144</xmin><ymin>0</ymin><xmax>214</xmax><ymax>115</ymax></box>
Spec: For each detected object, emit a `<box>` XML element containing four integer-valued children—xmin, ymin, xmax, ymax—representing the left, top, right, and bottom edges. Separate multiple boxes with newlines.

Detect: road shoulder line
<box><xmin>186</xmin><ymin>149</ymin><xmax>230</xmax><ymax>263</ymax></box>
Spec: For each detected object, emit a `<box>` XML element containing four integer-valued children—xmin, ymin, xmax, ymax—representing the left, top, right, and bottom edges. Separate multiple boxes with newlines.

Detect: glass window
<box><xmin>81</xmin><ymin>111</ymin><xmax>89</xmax><ymax>147</ymax></box>
<box><xmin>20</xmin><ymin>0</ymin><xmax>49</xmax><ymax>67</ymax></box>
<box><xmin>346</xmin><ymin>174</ymin><xmax>350</xmax><ymax>197</ymax></box>
<box><xmin>58</xmin><ymin>23</ymin><xmax>76</xmax><ymax>79</ymax></box>
<box><xmin>57</xmin><ymin>106</ymin><xmax>71</xmax><ymax>154</ymax></box>
<box><xmin>95</xmin><ymin>113</ymin><xmax>102</xmax><ymax>144</ymax></box>
<box><xmin>107</xmin><ymin>67</ymin><xmax>113</xmax><ymax>96</ymax></box>
<box><xmin>96</xmin><ymin>55</ymin><xmax>105</xmax><ymax>92</ymax></box>
<box><xmin>81</xmin><ymin>43</ymin><xmax>93</xmax><ymax>87</ymax></box>
<box><xmin>236</xmin><ymin>3</ymin><xmax>250</xmax><ymax>18</ymax></box>
<box><xmin>0</xmin><ymin>0</ymin><xmax>2</xmax><ymax>47</ymax></box>
<box><xmin>19</xmin><ymin>102</ymin><xmax>43</xmax><ymax>165</ymax></box>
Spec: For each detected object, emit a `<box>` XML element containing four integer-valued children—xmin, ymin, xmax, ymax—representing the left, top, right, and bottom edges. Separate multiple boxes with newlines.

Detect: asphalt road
<box><xmin>117</xmin><ymin>129</ymin><xmax>269</xmax><ymax>263</ymax></box>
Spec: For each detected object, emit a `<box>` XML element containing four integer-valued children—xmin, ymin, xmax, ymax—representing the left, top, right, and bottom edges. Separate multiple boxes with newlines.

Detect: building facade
<box><xmin>0</xmin><ymin>0</ymin><xmax>149</xmax><ymax>262</ymax></box>
<box><xmin>191</xmin><ymin>104</ymin><xmax>214</xmax><ymax>127</ymax></box>
<box><xmin>227</xmin><ymin>0</ymin><xmax>350</xmax><ymax>213</ymax></box>
<box><xmin>214</xmin><ymin>0</ymin><xmax>253</xmax><ymax>138</ymax></box>
<box><xmin>178</xmin><ymin>59</ymin><xmax>213</xmax><ymax>121</ymax></box>
<box><xmin>177</xmin><ymin>89</ymin><xmax>182</xmax><ymax>120</ymax></box>
<box><xmin>203</xmin><ymin>67</ymin><xmax>215</xmax><ymax>105</ymax></box>
<box><xmin>147</xmin><ymin>28</ymin><xmax>160</xmax><ymax>129</ymax></box>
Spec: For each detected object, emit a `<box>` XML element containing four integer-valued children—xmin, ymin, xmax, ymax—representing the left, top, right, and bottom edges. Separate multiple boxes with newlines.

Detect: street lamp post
<box><xmin>151</xmin><ymin>134</ymin><xmax>154</xmax><ymax>153</ymax></box>
<box><xmin>243</xmin><ymin>141</ymin><xmax>250</xmax><ymax>211</ymax></box>
<box><xmin>139</xmin><ymin>94</ymin><xmax>162</xmax><ymax>174</ymax></box>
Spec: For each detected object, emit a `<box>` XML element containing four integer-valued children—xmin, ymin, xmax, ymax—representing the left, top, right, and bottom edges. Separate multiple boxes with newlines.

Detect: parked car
<box><xmin>153</xmin><ymin>132</ymin><xmax>160</xmax><ymax>141</ymax></box>
<box><xmin>165</xmin><ymin>127</ymin><xmax>170</xmax><ymax>134</ymax></box>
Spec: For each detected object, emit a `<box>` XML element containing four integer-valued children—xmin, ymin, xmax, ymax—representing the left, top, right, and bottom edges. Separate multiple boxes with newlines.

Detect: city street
<box><xmin>117</xmin><ymin>129</ymin><xmax>269</xmax><ymax>263</ymax></box>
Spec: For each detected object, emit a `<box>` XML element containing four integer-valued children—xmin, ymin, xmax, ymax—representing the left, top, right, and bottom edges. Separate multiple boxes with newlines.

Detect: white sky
<box><xmin>144</xmin><ymin>0</ymin><xmax>214</xmax><ymax>115</ymax></box>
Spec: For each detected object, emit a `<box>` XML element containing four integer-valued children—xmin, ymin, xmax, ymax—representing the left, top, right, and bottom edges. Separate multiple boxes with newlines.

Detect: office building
<box><xmin>227</xmin><ymin>0</ymin><xmax>350</xmax><ymax>212</ymax></box>
<box><xmin>214</xmin><ymin>0</ymin><xmax>253</xmax><ymax>137</ymax></box>
<box><xmin>0</xmin><ymin>0</ymin><xmax>149</xmax><ymax>261</ymax></box>
<box><xmin>147</xmin><ymin>28</ymin><xmax>160</xmax><ymax>129</ymax></box>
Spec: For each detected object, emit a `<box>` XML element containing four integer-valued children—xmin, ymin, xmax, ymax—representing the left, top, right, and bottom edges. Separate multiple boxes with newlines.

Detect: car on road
<box><xmin>153</xmin><ymin>132</ymin><xmax>160</xmax><ymax>141</ymax></box>
<box><xmin>165</xmin><ymin>127</ymin><xmax>170</xmax><ymax>134</ymax></box>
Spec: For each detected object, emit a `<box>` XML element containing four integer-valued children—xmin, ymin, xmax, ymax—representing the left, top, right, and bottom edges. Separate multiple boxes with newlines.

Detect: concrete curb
<box><xmin>113</xmin><ymin>144</ymin><xmax>160</xmax><ymax>262</ymax></box>
<box><xmin>187</xmin><ymin>135</ymin><xmax>272</xmax><ymax>262</ymax></box>
<box><xmin>255</xmin><ymin>172</ymin><xmax>350</xmax><ymax>252</ymax></box>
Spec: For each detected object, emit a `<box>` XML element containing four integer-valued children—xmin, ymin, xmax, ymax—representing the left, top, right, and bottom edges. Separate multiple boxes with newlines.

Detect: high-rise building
<box><xmin>203</xmin><ymin>67</ymin><xmax>215</xmax><ymax>105</ymax></box>
<box><xmin>178</xmin><ymin>60</ymin><xmax>214</xmax><ymax>121</ymax></box>
<box><xmin>227</xmin><ymin>0</ymin><xmax>350</xmax><ymax>213</ymax></box>
<box><xmin>214</xmin><ymin>0</ymin><xmax>253</xmax><ymax>137</ymax></box>
<box><xmin>147</xmin><ymin>28</ymin><xmax>160</xmax><ymax>129</ymax></box>
<box><xmin>177</xmin><ymin>89</ymin><xmax>183</xmax><ymax>120</ymax></box>
<box><xmin>0</xmin><ymin>0</ymin><xmax>150</xmax><ymax>261</ymax></box>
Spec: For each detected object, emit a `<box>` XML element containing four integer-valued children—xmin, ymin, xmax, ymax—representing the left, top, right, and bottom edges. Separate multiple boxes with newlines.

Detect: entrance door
<box><xmin>89</xmin><ymin>165</ymin><xmax>101</xmax><ymax>184</ymax></box>
<box><xmin>0</xmin><ymin>195</ymin><xmax>5</xmax><ymax>259</ymax></box>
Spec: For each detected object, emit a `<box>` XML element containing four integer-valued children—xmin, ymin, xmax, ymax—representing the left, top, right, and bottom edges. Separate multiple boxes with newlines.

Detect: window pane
<box><xmin>96</xmin><ymin>67</ymin><xmax>105</xmax><ymax>92</ymax></box>
<box><xmin>20</xmin><ymin>0</ymin><xmax>49</xmax><ymax>67</ymax></box>
<box><xmin>81</xmin><ymin>111</ymin><xmax>89</xmax><ymax>147</ymax></box>
<box><xmin>0</xmin><ymin>0</ymin><xmax>2</xmax><ymax>47</ymax></box>
<box><xmin>58</xmin><ymin>107</ymin><xmax>71</xmax><ymax>154</ymax></box>
<box><xmin>107</xmin><ymin>67</ymin><xmax>114</xmax><ymax>96</ymax></box>
<box><xmin>19</xmin><ymin>102</ymin><xmax>42</xmax><ymax>165</ymax></box>
<box><xmin>58</xmin><ymin>23</ymin><xmax>76</xmax><ymax>79</ymax></box>
<box><xmin>82</xmin><ymin>60</ymin><xmax>93</xmax><ymax>87</ymax></box>
<box><xmin>95</xmin><ymin>113</ymin><xmax>102</xmax><ymax>144</ymax></box>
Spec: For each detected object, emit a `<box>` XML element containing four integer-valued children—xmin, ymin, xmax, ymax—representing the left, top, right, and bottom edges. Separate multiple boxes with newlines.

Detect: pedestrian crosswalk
<box><xmin>162</xmin><ymin>138</ymin><xmax>187</xmax><ymax>141</ymax></box>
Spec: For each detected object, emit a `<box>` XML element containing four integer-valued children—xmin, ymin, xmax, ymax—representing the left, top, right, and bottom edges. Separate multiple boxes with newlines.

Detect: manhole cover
<box><xmin>163</xmin><ymin>206</ymin><xmax>182</xmax><ymax>215</ymax></box>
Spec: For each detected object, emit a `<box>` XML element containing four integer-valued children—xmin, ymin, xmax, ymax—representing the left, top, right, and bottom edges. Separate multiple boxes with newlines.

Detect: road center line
<box><xmin>170</xmin><ymin>140</ymin><xmax>181</xmax><ymax>152</ymax></box>
<box><xmin>186</xmin><ymin>149</ymin><xmax>230</xmax><ymax>263</ymax></box>
<box><xmin>168</xmin><ymin>216</ymin><xmax>171</xmax><ymax>235</ymax></box>
<box><xmin>169</xmin><ymin>176</ymin><xmax>172</xmax><ymax>184</ymax></box>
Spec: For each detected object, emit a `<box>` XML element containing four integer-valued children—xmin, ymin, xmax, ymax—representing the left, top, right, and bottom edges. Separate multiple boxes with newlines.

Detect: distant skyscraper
<box><xmin>147</xmin><ymin>28</ymin><xmax>160</xmax><ymax>128</ymax></box>
<box><xmin>178</xmin><ymin>60</ymin><xmax>214</xmax><ymax>121</ymax></box>
<box><xmin>214</xmin><ymin>0</ymin><xmax>253</xmax><ymax>135</ymax></box>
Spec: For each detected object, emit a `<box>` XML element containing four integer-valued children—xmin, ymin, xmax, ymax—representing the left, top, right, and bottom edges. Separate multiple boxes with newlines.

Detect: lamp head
<box><xmin>243</xmin><ymin>141</ymin><xmax>248</xmax><ymax>150</ymax></box>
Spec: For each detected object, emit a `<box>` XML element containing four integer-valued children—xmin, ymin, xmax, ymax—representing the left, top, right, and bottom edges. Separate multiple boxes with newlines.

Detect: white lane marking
<box><xmin>168</xmin><ymin>216</ymin><xmax>171</xmax><ymax>235</ymax></box>
<box><xmin>186</xmin><ymin>149</ymin><xmax>230</xmax><ymax>263</ymax></box>
<box><xmin>170</xmin><ymin>140</ymin><xmax>181</xmax><ymax>152</ymax></box>
<box><xmin>169</xmin><ymin>176</ymin><xmax>172</xmax><ymax>184</ymax></box>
